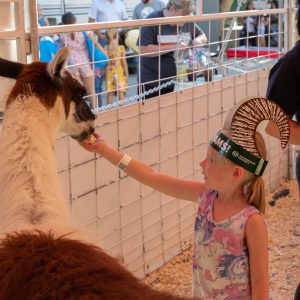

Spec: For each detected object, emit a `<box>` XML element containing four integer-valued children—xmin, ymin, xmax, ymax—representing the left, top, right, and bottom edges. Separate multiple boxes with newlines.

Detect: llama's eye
<box><xmin>72</xmin><ymin>91</ymin><xmax>86</xmax><ymax>103</ymax></box>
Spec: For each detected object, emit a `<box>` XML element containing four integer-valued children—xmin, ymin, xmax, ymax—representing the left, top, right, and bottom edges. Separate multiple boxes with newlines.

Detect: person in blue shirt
<box><xmin>37</xmin><ymin>3</ymin><xmax>58</xmax><ymax>63</ymax></box>
<box><xmin>37</xmin><ymin>3</ymin><xmax>49</xmax><ymax>27</ymax></box>
<box><xmin>138</xmin><ymin>0</ymin><xmax>207</xmax><ymax>100</ymax></box>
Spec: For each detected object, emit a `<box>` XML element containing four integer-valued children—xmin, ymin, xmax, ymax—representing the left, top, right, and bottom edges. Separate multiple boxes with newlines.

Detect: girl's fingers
<box><xmin>92</xmin><ymin>132</ymin><xmax>100</xmax><ymax>139</ymax></box>
<box><xmin>78</xmin><ymin>132</ymin><xmax>102</xmax><ymax>146</ymax></box>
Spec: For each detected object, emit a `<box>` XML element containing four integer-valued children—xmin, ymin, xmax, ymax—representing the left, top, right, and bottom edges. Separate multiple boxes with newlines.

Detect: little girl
<box><xmin>79</xmin><ymin>135</ymin><xmax>269</xmax><ymax>298</ymax></box>
<box><xmin>105</xmin><ymin>28</ymin><xmax>128</xmax><ymax>105</ymax></box>
<box><xmin>61</xmin><ymin>12</ymin><xmax>106</xmax><ymax>108</ymax></box>
<box><xmin>78</xmin><ymin>97</ymin><xmax>291</xmax><ymax>299</ymax></box>
<box><xmin>37</xmin><ymin>3</ymin><xmax>49</xmax><ymax>27</ymax></box>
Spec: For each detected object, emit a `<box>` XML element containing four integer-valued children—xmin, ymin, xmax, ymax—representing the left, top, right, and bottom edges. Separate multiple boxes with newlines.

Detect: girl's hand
<box><xmin>78</xmin><ymin>132</ymin><xmax>106</xmax><ymax>154</ymax></box>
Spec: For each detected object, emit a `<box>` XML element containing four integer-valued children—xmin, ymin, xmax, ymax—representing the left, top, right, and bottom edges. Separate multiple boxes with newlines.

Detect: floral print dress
<box><xmin>61</xmin><ymin>32</ymin><xmax>93</xmax><ymax>78</ymax></box>
<box><xmin>193</xmin><ymin>189</ymin><xmax>259</xmax><ymax>300</ymax></box>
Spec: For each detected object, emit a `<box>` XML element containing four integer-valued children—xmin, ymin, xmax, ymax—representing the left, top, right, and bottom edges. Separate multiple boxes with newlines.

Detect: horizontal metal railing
<box><xmin>36</xmin><ymin>9</ymin><xmax>288</xmax><ymax>35</ymax></box>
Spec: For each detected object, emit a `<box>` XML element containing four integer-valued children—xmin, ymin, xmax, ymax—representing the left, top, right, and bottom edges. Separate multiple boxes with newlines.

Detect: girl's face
<box><xmin>200</xmin><ymin>148</ymin><xmax>233</xmax><ymax>191</ymax></box>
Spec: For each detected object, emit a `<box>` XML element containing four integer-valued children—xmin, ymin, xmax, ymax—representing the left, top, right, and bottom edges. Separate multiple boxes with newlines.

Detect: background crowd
<box><xmin>240</xmin><ymin>0</ymin><xmax>279</xmax><ymax>47</ymax></box>
<box><xmin>38</xmin><ymin>0</ymin><xmax>281</xmax><ymax>107</ymax></box>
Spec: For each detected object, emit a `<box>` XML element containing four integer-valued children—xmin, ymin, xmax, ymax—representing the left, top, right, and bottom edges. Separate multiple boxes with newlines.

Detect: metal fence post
<box><xmin>196</xmin><ymin>0</ymin><xmax>202</xmax><ymax>16</ymax></box>
<box><xmin>28</xmin><ymin>0</ymin><xmax>39</xmax><ymax>61</ymax></box>
<box><xmin>285</xmin><ymin>0</ymin><xmax>297</xmax><ymax>50</ymax></box>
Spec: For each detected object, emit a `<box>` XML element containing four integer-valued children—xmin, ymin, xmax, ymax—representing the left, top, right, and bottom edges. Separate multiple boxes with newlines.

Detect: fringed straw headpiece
<box><xmin>210</xmin><ymin>97</ymin><xmax>290</xmax><ymax>176</ymax></box>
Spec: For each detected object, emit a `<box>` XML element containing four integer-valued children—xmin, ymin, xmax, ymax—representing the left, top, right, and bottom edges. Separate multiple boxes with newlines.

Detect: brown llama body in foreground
<box><xmin>0</xmin><ymin>49</ymin><xmax>190</xmax><ymax>300</ymax></box>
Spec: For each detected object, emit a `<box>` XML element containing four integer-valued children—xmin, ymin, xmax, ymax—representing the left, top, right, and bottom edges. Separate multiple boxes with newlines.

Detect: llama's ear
<box><xmin>0</xmin><ymin>58</ymin><xmax>23</xmax><ymax>114</ymax></box>
<box><xmin>48</xmin><ymin>47</ymin><xmax>71</xmax><ymax>86</ymax></box>
<box><xmin>0</xmin><ymin>78</ymin><xmax>16</xmax><ymax>112</ymax></box>
<box><xmin>0</xmin><ymin>58</ymin><xmax>23</xmax><ymax>79</ymax></box>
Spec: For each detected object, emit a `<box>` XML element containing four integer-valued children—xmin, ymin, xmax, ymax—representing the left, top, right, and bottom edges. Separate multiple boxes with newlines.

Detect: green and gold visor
<box><xmin>210</xmin><ymin>131</ymin><xmax>268</xmax><ymax>176</ymax></box>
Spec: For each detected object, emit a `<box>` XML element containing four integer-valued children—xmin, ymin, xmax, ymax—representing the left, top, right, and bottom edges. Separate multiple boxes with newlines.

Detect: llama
<box><xmin>0</xmin><ymin>48</ymin><xmax>190</xmax><ymax>299</ymax></box>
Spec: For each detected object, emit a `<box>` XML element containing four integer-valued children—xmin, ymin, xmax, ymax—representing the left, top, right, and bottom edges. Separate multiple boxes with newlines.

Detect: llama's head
<box><xmin>48</xmin><ymin>48</ymin><xmax>96</xmax><ymax>140</ymax></box>
<box><xmin>2</xmin><ymin>47</ymin><xmax>96</xmax><ymax>141</ymax></box>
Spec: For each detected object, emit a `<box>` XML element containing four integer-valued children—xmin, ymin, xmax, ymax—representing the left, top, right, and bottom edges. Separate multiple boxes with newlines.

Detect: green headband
<box><xmin>209</xmin><ymin>131</ymin><xmax>268</xmax><ymax>176</ymax></box>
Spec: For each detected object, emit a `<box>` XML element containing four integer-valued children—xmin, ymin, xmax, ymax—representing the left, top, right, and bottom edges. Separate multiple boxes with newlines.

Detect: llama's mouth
<box><xmin>71</xmin><ymin>127</ymin><xmax>95</xmax><ymax>141</ymax></box>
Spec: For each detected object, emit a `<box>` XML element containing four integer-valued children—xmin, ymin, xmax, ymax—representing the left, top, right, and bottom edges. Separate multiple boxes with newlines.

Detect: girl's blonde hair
<box><xmin>106</xmin><ymin>28</ymin><xmax>118</xmax><ymax>54</ymax></box>
<box><xmin>242</xmin><ymin>132</ymin><xmax>266</xmax><ymax>213</ymax></box>
<box><xmin>220</xmin><ymin>131</ymin><xmax>267</xmax><ymax>213</ymax></box>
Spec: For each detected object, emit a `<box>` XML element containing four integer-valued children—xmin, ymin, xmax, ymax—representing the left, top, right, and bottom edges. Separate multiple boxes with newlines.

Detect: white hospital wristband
<box><xmin>116</xmin><ymin>154</ymin><xmax>132</xmax><ymax>170</ymax></box>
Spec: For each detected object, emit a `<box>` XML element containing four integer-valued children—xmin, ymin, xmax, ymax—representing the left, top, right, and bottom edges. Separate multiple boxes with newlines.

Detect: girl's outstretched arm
<box><xmin>79</xmin><ymin>133</ymin><xmax>205</xmax><ymax>202</ymax></box>
<box><xmin>245</xmin><ymin>214</ymin><xmax>269</xmax><ymax>300</ymax></box>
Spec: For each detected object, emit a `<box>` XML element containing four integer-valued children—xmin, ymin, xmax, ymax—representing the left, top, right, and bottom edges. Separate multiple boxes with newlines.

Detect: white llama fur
<box><xmin>0</xmin><ymin>96</ymin><xmax>70</xmax><ymax>233</ymax></box>
<box><xmin>0</xmin><ymin>48</ymin><xmax>94</xmax><ymax>240</ymax></box>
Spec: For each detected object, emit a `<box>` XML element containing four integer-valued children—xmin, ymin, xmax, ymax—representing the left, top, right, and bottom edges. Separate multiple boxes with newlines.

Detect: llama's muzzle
<box><xmin>71</xmin><ymin>126</ymin><xmax>95</xmax><ymax>141</ymax></box>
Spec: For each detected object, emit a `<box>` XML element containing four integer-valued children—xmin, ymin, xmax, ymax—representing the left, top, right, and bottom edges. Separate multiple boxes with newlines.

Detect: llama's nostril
<box><xmin>89</xmin><ymin>127</ymin><xmax>95</xmax><ymax>135</ymax></box>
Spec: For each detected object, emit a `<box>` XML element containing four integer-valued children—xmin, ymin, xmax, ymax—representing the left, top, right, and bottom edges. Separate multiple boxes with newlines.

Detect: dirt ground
<box><xmin>144</xmin><ymin>180</ymin><xmax>300</xmax><ymax>300</ymax></box>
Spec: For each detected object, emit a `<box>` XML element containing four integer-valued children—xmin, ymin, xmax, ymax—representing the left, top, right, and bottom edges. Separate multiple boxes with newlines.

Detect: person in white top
<box><xmin>240</xmin><ymin>0</ymin><xmax>257</xmax><ymax>46</ymax></box>
<box><xmin>88</xmin><ymin>0</ymin><xmax>128</xmax><ymax>45</ymax></box>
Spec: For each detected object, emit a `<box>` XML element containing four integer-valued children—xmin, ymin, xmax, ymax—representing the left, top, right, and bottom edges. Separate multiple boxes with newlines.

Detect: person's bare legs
<box><xmin>119</xmin><ymin>92</ymin><xmax>125</xmax><ymax>104</ymax></box>
<box><xmin>82</xmin><ymin>76</ymin><xmax>96</xmax><ymax>108</ymax></box>
<box><xmin>259</xmin><ymin>38</ymin><xmax>266</xmax><ymax>47</ymax></box>
<box><xmin>107</xmin><ymin>92</ymin><xmax>114</xmax><ymax>105</ymax></box>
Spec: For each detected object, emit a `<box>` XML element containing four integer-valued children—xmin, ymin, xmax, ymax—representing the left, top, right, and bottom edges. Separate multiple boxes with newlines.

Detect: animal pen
<box><xmin>0</xmin><ymin>0</ymin><xmax>298</xmax><ymax>278</ymax></box>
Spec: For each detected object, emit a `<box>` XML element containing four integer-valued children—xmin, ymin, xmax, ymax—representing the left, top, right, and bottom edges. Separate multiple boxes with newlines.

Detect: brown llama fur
<box><xmin>0</xmin><ymin>231</ymin><xmax>188</xmax><ymax>300</ymax></box>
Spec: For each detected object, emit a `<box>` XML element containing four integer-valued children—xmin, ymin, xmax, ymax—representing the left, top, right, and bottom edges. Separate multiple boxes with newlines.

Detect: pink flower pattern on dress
<box><xmin>193</xmin><ymin>189</ymin><xmax>259</xmax><ymax>300</ymax></box>
<box><xmin>61</xmin><ymin>32</ymin><xmax>93</xmax><ymax>78</ymax></box>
